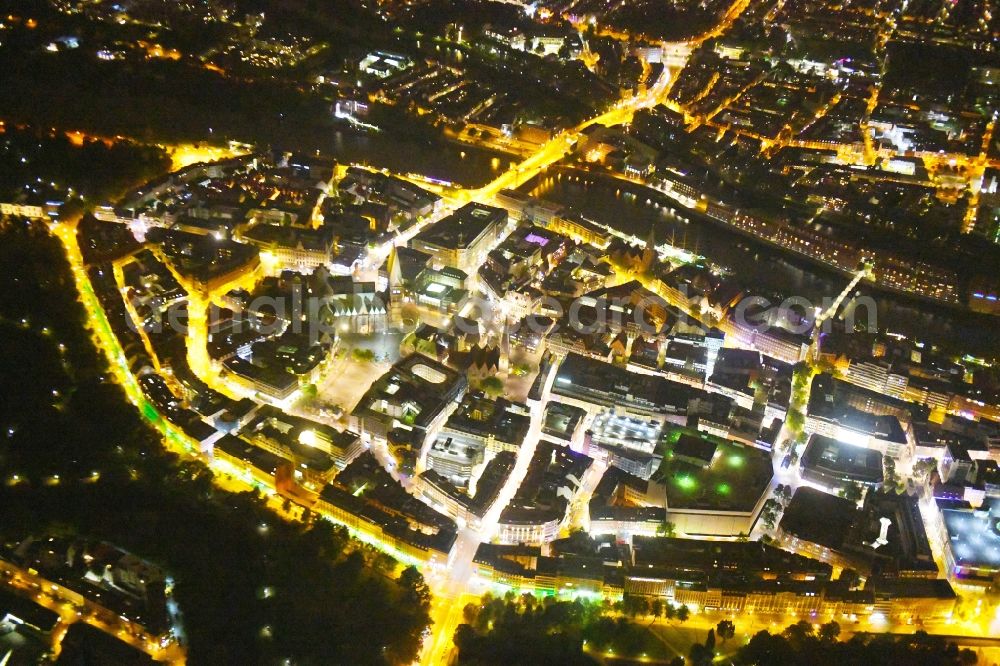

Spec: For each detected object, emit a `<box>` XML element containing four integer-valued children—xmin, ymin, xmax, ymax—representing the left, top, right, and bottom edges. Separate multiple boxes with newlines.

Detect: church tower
<box><xmin>642</xmin><ymin>224</ymin><xmax>657</xmax><ymax>271</ymax></box>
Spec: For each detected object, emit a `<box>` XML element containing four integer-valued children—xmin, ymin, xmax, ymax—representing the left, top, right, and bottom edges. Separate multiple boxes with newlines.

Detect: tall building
<box><xmin>409</xmin><ymin>202</ymin><xmax>506</xmax><ymax>273</ymax></box>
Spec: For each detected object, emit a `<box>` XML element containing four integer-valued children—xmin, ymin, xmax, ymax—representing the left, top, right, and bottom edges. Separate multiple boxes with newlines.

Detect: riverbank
<box><xmin>524</xmin><ymin>168</ymin><xmax>1000</xmax><ymax>356</ymax></box>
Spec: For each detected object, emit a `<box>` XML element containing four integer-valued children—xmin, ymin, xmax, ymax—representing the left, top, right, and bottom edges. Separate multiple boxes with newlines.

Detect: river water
<box><xmin>313</xmin><ymin>126</ymin><xmax>996</xmax><ymax>356</ymax></box>
<box><xmin>522</xmin><ymin>170</ymin><xmax>999</xmax><ymax>358</ymax></box>
<box><xmin>320</xmin><ymin>126</ymin><xmax>510</xmax><ymax>187</ymax></box>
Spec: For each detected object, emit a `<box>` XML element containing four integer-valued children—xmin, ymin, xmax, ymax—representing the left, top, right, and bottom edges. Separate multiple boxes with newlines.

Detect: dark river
<box><xmin>522</xmin><ymin>170</ymin><xmax>1000</xmax><ymax>357</ymax></box>
<box><xmin>308</xmin><ymin>125</ymin><xmax>997</xmax><ymax>356</ymax></box>
<box><xmin>320</xmin><ymin>126</ymin><xmax>509</xmax><ymax>188</ymax></box>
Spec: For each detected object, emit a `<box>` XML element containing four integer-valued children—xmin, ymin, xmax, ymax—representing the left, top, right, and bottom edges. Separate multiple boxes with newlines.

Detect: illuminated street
<box><xmin>2</xmin><ymin>0</ymin><xmax>1000</xmax><ymax>663</ymax></box>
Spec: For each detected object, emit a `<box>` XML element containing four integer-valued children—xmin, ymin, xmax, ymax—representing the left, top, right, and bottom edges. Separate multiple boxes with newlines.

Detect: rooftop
<box><xmin>780</xmin><ymin>486</ymin><xmax>858</xmax><ymax>551</ymax></box>
<box><xmin>500</xmin><ymin>441</ymin><xmax>592</xmax><ymax>524</ymax></box>
<box><xmin>672</xmin><ymin>434</ymin><xmax>718</xmax><ymax>467</ymax></box>
<box><xmin>631</xmin><ymin>536</ymin><xmax>832</xmax><ymax>580</ymax></box>
<box><xmin>353</xmin><ymin>353</ymin><xmax>467</xmax><ymax>431</ymax></box>
<box><xmin>410</xmin><ymin>202</ymin><xmax>505</xmax><ymax>251</ymax></box>
<box><xmin>0</xmin><ymin>587</ymin><xmax>60</xmax><ymax>633</ymax></box>
<box><xmin>553</xmin><ymin>352</ymin><xmax>698</xmax><ymax>416</ymax></box>
<box><xmin>334</xmin><ymin>451</ymin><xmax>456</xmax><ymax>534</ymax></box>
<box><xmin>807</xmin><ymin>373</ymin><xmax>908</xmax><ymax>444</ymax></box>
<box><xmin>542</xmin><ymin>402</ymin><xmax>587</xmax><ymax>440</ymax></box>
<box><xmin>241</xmin><ymin>223</ymin><xmax>334</xmax><ymax>253</ymax></box>
<box><xmin>443</xmin><ymin>393</ymin><xmax>530</xmax><ymax>448</ymax></box>
<box><xmin>942</xmin><ymin>503</ymin><xmax>1000</xmax><ymax>572</ymax></box>
<box><xmin>658</xmin><ymin>431</ymin><xmax>772</xmax><ymax>512</ymax></box>
<box><xmin>801</xmin><ymin>434</ymin><xmax>885</xmax><ymax>487</ymax></box>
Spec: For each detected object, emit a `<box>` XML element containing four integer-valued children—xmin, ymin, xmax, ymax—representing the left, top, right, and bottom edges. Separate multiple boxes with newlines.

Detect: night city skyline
<box><xmin>0</xmin><ymin>0</ymin><xmax>999</xmax><ymax>664</ymax></box>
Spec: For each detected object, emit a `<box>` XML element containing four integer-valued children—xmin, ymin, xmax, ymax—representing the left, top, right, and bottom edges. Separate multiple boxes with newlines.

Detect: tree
<box><xmin>883</xmin><ymin>455</ymin><xmax>905</xmax><ymax>493</ymax></box>
<box><xmin>657</xmin><ymin>520</ymin><xmax>676</xmax><ymax>538</ymax></box>
<box><xmin>372</xmin><ymin>551</ymin><xmax>397</xmax><ymax>575</ymax></box>
<box><xmin>883</xmin><ymin>454</ymin><xmax>896</xmax><ymax>476</ymax></box>
<box><xmin>843</xmin><ymin>482</ymin><xmax>863</xmax><ymax>502</ymax></box>
<box><xmin>453</xmin><ymin>623</ymin><xmax>476</xmax><ymax>652</ymax></box>
<box><xmin>737</xmin><ymin>624</ymin><xmax>978</xmax><ymax>666</ymax></box>
<box><xmin>717</xmin><ymin>619</ymin><xmax>736</xmax><ymax>643</ymax></box>
<box><xmin>480</xmin><ymin>375</ymin><xmax>504</xmax><ymax>397</ymax></box>
<box><xmin>782</xmin><ymin>620</ymin><xmax>814</xmax><ymax>649</ymax></box>
<box><xmin>636</xmin><ymin>596</ymin><xmax>650</xmax><ymax>617</ymax></box>
<box><xmin>651</xmin><ymin>598</ymin><xmax>663</xmax><ymax>619</ymax></box>
<box><xmin>706</xmin><ymin>628</ymin><xmax>716</xmax><ymax>652</ymax></box>
<box><xmin>339</xmin><ymin>550</ymin><xmax>365</xmax><ymax>579</ymax></box>
<box><xmin>675</xmin><ymin>604</ymin><xmax>690</xmax><ymax>622</ymax></box>
<box><xmin>463</xmin><ymin>602</ymin><xmax>480</xmax><ymax>626</ymax></box>
<box><xmin>399</xmin><ymin>565</ymin><xmax>430</xmax><ymax>607</ymax></box>
<box><xmin>818</xmin><ymin>621</ymin><xmax>840</xmax><ymax>642</ymax></box>
<box><xmin>689</xmin><ymin>641</ymin><xmax>714</xmax><ymax>666</ymax></box>
<box><xmin>785</xmin><ymin>407</ymin><xmax>804</xmax><ymax>433</ymax></box>
<box><xmin>623</xmin><ymin>595</ymin><xmax>639</xmax><ymax>618</ymax></box>
<box><xmin>791</xmin><ymin>361</ymin><xmax>812</xmax><ymax>384</ymax></box>
<box><xmin>761</xmin><ymin>498</ymin><xmax>783</xmax><ymax>530</ymax></box>
<box><xmin>738</xmin><ymin>630</ymin><xmax>797</xmax><ymax>664</ymax></box>
<box><xmin>959</xmin><ymin>648</ymin><xmax>978</xmax><ymax>665</ymax></box>
<box><xmin>913</xmin><ymin>458</ymin><xmax>938</xmax><ymax>484</ymax></box>
<box><xmin>775</xmin><ymin>484</ymin><xmax>793</xmax><ymax>505</ymax></box>
<box><xmin>511</xmin><ymin>362</ymin><xmax>534</xmax><ymax>376</ymax></box>
<box><xmin>623</xmin><ymin>594</ymin><xmax>649</xmax><ymax>618</ymax></box>
<box><xmin>0</xmin><ymin>219</ymin><xmax>441</xmax><ymax>665</ymax></box>
<box><xmin>352</xmin><ymin>347</ymin><xmax>375</xmax><ymax>362</ymax></box>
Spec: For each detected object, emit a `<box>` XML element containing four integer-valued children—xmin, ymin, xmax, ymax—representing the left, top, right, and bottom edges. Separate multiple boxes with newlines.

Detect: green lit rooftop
<box><xmin>657</xmin><ymin>428</ymin><xmax>772</xmax><ymax>512</ymax></box>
